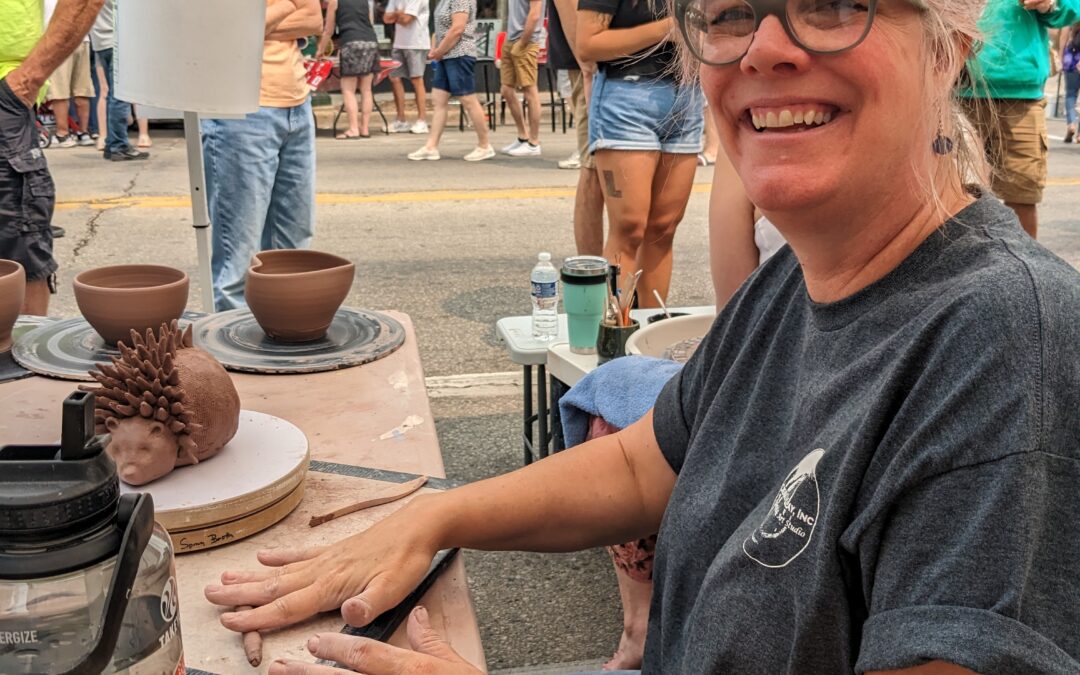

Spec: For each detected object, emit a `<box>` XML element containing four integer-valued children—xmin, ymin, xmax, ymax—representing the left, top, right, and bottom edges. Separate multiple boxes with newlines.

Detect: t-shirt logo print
<box><xmin>743</xmin><ymin>449</ymin><xmax>826</xmax><ymax>569</ymax></box>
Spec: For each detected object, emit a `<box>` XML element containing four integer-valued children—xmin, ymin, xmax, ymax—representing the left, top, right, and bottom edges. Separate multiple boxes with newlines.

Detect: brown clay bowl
<box><xmin>0</xmin><ymin>260</ymin><xmax>26</xmax><ymax>352</ymax></box>
<box><xmin>245</xmin><ymin>250</ymin><xmax>355</xmax><ymax>343</ymax></box>
<box><xmin>73</xmin><ymin>264</ymin><xmax>189</xmax><ymax>345</ymax></box>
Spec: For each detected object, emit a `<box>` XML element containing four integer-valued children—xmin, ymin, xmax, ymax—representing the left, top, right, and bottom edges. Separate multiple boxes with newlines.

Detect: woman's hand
<box><xmin>428</xmin><ymin>48</ymin><xmax>441</xmax><ymax>61</ymax></box>
<box><xmin>204</xmin><ymin>498</ymin><xmax>443</xmax><ymax>632</ymax></box>
<box><xmin>268</xmin><ymin>606</ymin><xmax>482</xmax><ymax>675</ymax></box>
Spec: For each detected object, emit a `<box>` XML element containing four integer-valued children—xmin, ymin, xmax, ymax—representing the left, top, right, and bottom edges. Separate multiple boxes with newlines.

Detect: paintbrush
<box><xmin>620</xmin><ymin>270</ymin><xmax>643</xmax><ymax>326</ymax></box>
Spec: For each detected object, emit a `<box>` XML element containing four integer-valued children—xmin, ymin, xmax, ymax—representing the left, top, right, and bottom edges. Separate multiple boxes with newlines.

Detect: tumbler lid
<box><xmin>561</xmin><ymin>256</ymin><xmax>608</xmax><ymax>278</ymax></box>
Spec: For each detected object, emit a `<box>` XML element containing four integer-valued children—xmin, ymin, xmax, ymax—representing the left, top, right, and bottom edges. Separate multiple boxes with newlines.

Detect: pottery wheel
<box><xmin>0</xmin><ymin>316</ymin><xmax>60</xmax><ymax>384</ymax></box>
<box><xmin>120</xmin><ymin>410</ymin><xmax>309</xmax><ymax>550</ymax></box>
<box><xmin>193</xmin><ymin>307</ymin><xmax>406</xmax><ymax>374</ymax></box>
<box><xmin>10</xmin><ymin>311</ymin><xmax>205</xmax><ymax>381</ymax></box>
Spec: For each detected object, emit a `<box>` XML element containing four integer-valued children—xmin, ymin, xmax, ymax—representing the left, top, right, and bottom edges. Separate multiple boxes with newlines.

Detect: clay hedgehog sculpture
<box><xmin>80</xmin><ymin>320</ymin><xmax>241</xmax><ymax>486</ymax></box>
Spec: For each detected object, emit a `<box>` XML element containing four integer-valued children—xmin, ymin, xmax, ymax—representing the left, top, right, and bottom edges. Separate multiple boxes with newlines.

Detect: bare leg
<box><xmin>95</xmin><ymin>62</ymin><xmax>107</xmax><ymax>148</ymax></box>
<box><xmin>23</xmin><ymin>280</ymin><xmax>50</xmax><ymax>316</ymax></box>
<box><xmin>595</xmin><ymin>149</ymin><xmax>660</xmax><ymax>295</ymax></box>
<box><xmin>635</xmin><ymin>153</ymin><xmax>698</xmax><ymax>306</ymax></box>
<box><xmin>426</xmin><ymin>88</ymin><xmax>451</xmax><ymax>150</ymax></box>
<box><xmin>459</xmin><ymin>94</ymin><xmax>490</xmax><ymax>148</ymax></box>
<box><xmin>340</xmin><ymin>76</ymin><xmax>360</xmax><ymax>136</ymax></box>
<box><xmin>359</xmin><ymin>74</ymin><xmax>374</xmax><ymax>136</ymax></box>
<box><xmin>411</xmin><ymin>76</ymin><xmax>427</xmax><ymax>124</ymax></box>
<box><xmin>390</xmin><ymin>77</ymin><xmax>408</xmax><ymax>122</ymax></box>
<box><xmin>74</xmin><ymin>97</ymin><xmax>90</xmax><ymax>134</ymax></box>
<box><xmin>52</xmin><ymin>99</ymin><xmax>71</xmax><ymax>137</ymax></box>
<box><xmin>136</xmin><ymin>107</ymin><xmax>151</xmax><ymax>147</ymax></box>
<box><xmin>523</xmin><ymin>84</ymin><xmax>541</xmax><ymax>145</ymax></box>
<box><xmin>602</xmin><ymin>568</ymin><xmax>651</xmax><ymax>671</ymax></box>
<box><xmin>574</xmin><ymin>167</ymin><xmax>605</xmax><ymax>256</ymax></box>
<box><xmin>1005</xmin><ymin>201</ymin><xmax>1038</xmax><ymax>239</ymax></box>
<box><xmin>501</xmin><ymin>85</ymin><xmax>527</xmax><ymax>140</ymax></box>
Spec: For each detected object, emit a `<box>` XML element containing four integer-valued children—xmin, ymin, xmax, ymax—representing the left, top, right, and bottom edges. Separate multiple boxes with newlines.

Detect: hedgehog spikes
<box><xmin>80</xmin><ymin>320</ymin><xmax>199</xmax><ymax>464</ymax></box>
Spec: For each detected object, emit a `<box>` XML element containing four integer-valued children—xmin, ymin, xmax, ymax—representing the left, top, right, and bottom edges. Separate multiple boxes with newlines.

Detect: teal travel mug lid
<box><xmin>561</xmin><ymin>256</ymin><xmax>608</xmax><ymax>284</ymax></box>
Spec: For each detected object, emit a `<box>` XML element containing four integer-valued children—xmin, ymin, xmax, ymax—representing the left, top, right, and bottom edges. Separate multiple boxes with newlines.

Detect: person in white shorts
<box><xmin>383</xmin><ymin>0</ymin><xmax>430</xmax><ymax>133</ymax></box>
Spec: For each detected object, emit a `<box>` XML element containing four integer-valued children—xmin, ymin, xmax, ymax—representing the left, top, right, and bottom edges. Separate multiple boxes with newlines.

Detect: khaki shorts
<box><xmin>569</xmin><ymin>69</ymin><xmax>595</xmax><ymax>170</ymax></box>
<box><xmin>47</xmin><ymin>42</ymin><xmax>95</xmax><ymax>101</ymax></box>
<box><xmin>962</xmin><ymin>97</ymin><xmax>1048</xmax><ymax>205</ymax></box>
<box><xmin>500</xmin><ymin>40</ymin><xmax>539</xmax><ymax>89</ymax></box>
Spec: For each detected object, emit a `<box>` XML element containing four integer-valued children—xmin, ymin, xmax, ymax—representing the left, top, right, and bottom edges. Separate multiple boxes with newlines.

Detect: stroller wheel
<box><xmin>38</xmin><ymin>129</ymin><xmax>52</xmax><ymax>149</ymax></box>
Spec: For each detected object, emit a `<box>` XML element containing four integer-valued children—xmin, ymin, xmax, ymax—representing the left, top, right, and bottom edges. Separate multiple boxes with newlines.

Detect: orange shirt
<box><xmin>260</xmin><ymin>0</ymin><xmax>309</xmax><ymax>108</ymax></box>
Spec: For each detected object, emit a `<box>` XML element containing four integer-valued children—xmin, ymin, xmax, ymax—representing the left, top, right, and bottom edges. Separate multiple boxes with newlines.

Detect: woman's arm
<box><xmin>575</xmin><ymin>9</ymin><xmax>672</xmax><ymax>63</ymax></box>
<box><xmin>316</xmin><ymin>0</ymin><xmax>338</xmax><ymax>56</ymax></box>
<box><xmin>709</xmin><ymin>148</ymin><xmax>759</xmax><ymax>309</ymax></box>
<box><xmin>430</xmin><ymin>11</ymin><xmax>469</xmax><ymax>59</ymax></box>
<box><xmin>205</xmin><ymin>412</ymin><xmax>676</xmax><ymax>631</ymax></box>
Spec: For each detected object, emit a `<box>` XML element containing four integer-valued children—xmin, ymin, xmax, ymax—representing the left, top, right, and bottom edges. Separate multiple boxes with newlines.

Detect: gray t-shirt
<box><xmin>507</xmin><ymin>0</ymin><xmax>545</xmax><ymax>44</ymax></box>
<box><xmin>433</xmin><ymin>0</ymin><xmax>477</xmax><ymax>59</ymax></box>
<box><xmin>649</xmin><ymin>195</ymin><xmax>1080</xmax><ymax>674</ymax></box>
<box><xmin>89</xmin><ymin>0</ymin><xmax>114</xmax><ymax>52</ymax></box>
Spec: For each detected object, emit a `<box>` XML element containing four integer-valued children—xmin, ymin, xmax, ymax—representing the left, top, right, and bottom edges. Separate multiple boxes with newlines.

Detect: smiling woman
<box><xmin>205</xmin><ymin>1</ymin><xmax>1080</xmax><ymax>674</ymax></box>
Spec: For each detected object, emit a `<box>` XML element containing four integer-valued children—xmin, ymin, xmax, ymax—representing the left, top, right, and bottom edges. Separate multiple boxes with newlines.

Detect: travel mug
<box><xmin>596</xmin><ymin>319</ymin><xmax>640</xmax><ymax>365</ymax></box>
<box><xmin>561</xmin><ymin>256</ymin><xmax>609</xmax><ymax>355</ymax></box>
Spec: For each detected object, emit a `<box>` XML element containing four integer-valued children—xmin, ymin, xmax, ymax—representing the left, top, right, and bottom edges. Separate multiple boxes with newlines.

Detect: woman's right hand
<box><xmin>204</xmin><ymin>496</ymin><xmax>444</xmax><ymax>632</ymax></box>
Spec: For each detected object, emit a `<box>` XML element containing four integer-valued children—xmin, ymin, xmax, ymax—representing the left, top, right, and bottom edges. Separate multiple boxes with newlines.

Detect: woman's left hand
<box><xmin>428</xmin><ymin>48</ymin><xmax>441</xmax><ymax>61</ymax></box>
<box><xmin>268</xmin><ymin>606</ymin><xmax>482</xmax><ymax>675</ymax></box>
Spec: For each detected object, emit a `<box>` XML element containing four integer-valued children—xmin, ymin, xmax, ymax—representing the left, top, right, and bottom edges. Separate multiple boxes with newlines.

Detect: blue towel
<box><xmin>559</xmin><ymin>355</ymin><xmax>683</xmax><ymax>448</ymax></box>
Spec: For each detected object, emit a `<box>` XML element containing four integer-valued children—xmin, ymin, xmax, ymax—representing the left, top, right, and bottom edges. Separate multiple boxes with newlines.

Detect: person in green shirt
<box><xmin>0</xmin><ymin>0</ymin><xmax>103</xmax><ymax>315</ymax></box>
<box><xmin>959</xmin><ymin>0</ymin><xmax>1080</xmax><ymax>239</ymax></box>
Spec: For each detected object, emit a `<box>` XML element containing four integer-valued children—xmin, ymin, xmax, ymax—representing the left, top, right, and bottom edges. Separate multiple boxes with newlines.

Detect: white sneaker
<box><xmin>501</xmin><ymin>139</ymin><xmax>524</xmax><ymax>154</ymax></box>
<box><xmin>408</xmin><ymin>146</ymin><xmax>441</xmax><ymax>161</ymax></box>
<box><xmin>77</xmin><ymin>133</ymin><xmax>95</xmax><ymax>147</ymax></box>
<box><xmin>391</xmin><ymin>120</ymin><xmax>412</xmax><ymax>133</ymax></box>
<box><xmin>507</xmin><ymin>142</ymin><xmax>541</xmax><ymax>157</ymax></box>
<box><xmin>463</xmin><ymin>145</ymin><xmax>495</xmax><ymax>162</ymax></box>
<box><xmin>50</xmin><ymin>135</ymin><xmax>76</xmax><ymax>149</ymax></box>
<box><xmin>410</xmin><ymin>120</ymin><xmax>429</xmax><ymax>134</ymax></box>
<box><xmin>558</xmin><ymin>151</ymin><xmax>581</xmax><ymax>170</ymax></box>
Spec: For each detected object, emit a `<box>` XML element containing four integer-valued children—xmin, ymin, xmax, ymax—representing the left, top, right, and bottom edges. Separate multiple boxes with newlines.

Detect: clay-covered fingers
<box><xmin>258</xmin><ymin>545</ymin><xmax>329</xmax><ymax>567</ymax></box>
<box><xmin>301</xmin><ymin>632</ymin><xmax>471</xmax><ymax>675</ymax></box>
<box><xmin>218</xmin><ymin>585</ymin><xmax>330</xmax><ymax>633</ymax></box>
<box><xmin>205</xmin><ymin>569</ymin><xmax>312</xmax><ymax>608</ymax></box>
<box><xmin>267</xmin><ymin>661</ymin><xmax>351</xmax><ymax>675</ymax></box>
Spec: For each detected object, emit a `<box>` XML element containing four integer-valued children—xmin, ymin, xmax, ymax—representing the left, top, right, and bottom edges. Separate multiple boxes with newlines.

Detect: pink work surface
<box><xmin>0</xmin><ymin>312</ymin><xmax>486</xmax><ymax>673</ymax></box>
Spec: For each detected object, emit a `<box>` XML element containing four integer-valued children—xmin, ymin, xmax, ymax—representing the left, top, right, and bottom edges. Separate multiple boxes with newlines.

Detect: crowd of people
<box><xmin>3</xmin><ymin>0</ymin><xmax>1080</xmax><ymax>672</ymax></box>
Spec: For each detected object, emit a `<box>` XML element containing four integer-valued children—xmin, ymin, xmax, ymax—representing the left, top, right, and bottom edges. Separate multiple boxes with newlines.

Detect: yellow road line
<box><xmin>53</xmin><ymin>177</ymin><xmax>1080</xmax><ymax>211</ymax></box>
<box><xmin>54</xmin><ymin>183</ymin><xmax>715</xmax><ymax>211</ymax></box>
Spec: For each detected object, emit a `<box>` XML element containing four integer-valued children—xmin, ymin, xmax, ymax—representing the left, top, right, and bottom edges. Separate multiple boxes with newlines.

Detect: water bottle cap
<box><xmin>538</xmin><ymin>252</ymin><xmax>551</xmax><ymax>262</ymax></box>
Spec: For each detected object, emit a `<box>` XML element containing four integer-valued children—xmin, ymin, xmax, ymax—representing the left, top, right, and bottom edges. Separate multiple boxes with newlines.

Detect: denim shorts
<box><xmin>431</xmin><ymin>56</ymin><xmax>476</xmax><ymax>97</ymax></box>
<box><xmin>588</xmin><ymin>69</ymin><xmax>704</xmax><ymax>155</ymax></box>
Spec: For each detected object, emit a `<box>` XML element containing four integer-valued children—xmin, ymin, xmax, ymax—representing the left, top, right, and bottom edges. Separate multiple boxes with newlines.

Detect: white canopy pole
<box><xmin>183</xmin><ymin>112</ymin><xmax>214</xmax><ymax>312</ymax></box>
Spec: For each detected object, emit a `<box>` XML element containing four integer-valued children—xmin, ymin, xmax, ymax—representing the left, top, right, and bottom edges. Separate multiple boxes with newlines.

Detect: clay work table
<box><xmin>0</xmin><ymin>311</ymin><xmax>486</xmax><ymax>674</ymax></box>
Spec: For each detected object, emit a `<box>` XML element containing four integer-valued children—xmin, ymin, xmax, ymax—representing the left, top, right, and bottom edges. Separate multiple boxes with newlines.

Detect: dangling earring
<box><xmin>932</xmin><ymin>120</ymin><xmax>955</xmax><ymax>156</ymax></box>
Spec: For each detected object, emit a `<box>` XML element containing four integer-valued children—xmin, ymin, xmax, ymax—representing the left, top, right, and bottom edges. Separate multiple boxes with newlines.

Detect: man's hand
<box><xmin>2</xmin><ymin>71</ymin><xmax>38</xmax><ymax>107</ymax></box>
<box><xmin>1022</xmin><ymin>0</ymin><xmax>1057</xmax><ymax>13</ymax></box>
<box><xmin>267</xmin><ymin>607</ymin><xmax>482</xmax><ymax>675</ymax></box>
<box><xmin>428</xmin><ymin>48</ymin><xmax>441</xmax><ymax>61</ymax></box>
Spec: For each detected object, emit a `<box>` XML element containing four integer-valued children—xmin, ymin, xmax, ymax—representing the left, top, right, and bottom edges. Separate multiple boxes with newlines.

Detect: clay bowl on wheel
<box><xmin>0</xmin><ymin>260</ymin><xmax>26</xmax><ymax>352</ymax></box>
<box><xmin>245</xmin><ymin>250</ymin><xmax>355</xmax><ymax>343</ymax></box>
<box><xmin>73</xmin><ymin>264</ymin><xmax>189</xmax><ymax>345</ymax></box>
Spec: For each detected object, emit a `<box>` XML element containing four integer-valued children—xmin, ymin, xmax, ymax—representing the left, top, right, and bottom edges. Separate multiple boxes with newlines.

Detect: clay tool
<box><xmin>653</xmin><ymin>289</ymin><xmax>671</xmax><ymax>319</ymax></box>
<box><xmin>236</xmin><ymin>606</ymin><xmax>263</xmax><ymax>666</ymax></box>
<box><xmin>620</xmin><ymin>270</ymin><xmax>643</xmax><ymax>326</ymax></box>
<box><xmin>308</xmin><ymin>475</ymin><xmax>429</xmax><ymax>527</ymax></box>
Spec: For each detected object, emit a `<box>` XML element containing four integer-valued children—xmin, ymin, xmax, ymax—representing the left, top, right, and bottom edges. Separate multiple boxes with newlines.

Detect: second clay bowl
<box><xmin>0</xmin><ymin>260</ymin><xmax>26</xmax><ymax>352</ymax></box>
<box><xmin>73</xmin><ymin>264</ymin><xmax>189</xmax><ymax>345</ymax></box>
<box><xmin>245</xmin><ymin>250</ymin><xmax>355</xmax><ymax>343</ymax></box>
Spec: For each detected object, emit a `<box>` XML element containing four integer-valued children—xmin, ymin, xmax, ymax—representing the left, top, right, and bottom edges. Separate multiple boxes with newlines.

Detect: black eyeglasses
<box><xmin>675</xmin><ymin>0</ymin><xmax>906</xmax><ymax>66</ymax></box>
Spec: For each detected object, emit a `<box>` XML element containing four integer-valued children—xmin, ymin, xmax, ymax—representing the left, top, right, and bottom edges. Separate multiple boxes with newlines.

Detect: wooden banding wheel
<box><xmin>120</xmin><ymin>410</ymin><xmax>309</xmax><ymax>553</ymax></box>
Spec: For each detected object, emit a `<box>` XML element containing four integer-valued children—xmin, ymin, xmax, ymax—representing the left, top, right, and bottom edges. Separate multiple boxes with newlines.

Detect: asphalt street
<box><xmin>39</xmin><ymin>108</ymin><xmax>1080</xmax><ymax>671</ymax></box>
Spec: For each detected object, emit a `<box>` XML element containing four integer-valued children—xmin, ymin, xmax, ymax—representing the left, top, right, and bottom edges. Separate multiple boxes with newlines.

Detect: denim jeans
<box><xmin>1066</xmin><ymin>71</ymin><xmax>1080</xmax><ymax>127</ymax></box>
<box><xmin>93</xmin><ymin>48</ymin><xmax>132</xmax><ymax>153</ymax></box>
<box><xmin>202</xmin><ymin>100</ymin><xmax>316</xmax><ymax>311</ymax></box>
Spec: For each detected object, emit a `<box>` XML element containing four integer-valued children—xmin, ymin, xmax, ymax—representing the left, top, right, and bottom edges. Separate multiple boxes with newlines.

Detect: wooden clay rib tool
<box><xmin>308</xmin><ymin>475</ymin><xmax>429</xmax><ymax>527</ymax></box>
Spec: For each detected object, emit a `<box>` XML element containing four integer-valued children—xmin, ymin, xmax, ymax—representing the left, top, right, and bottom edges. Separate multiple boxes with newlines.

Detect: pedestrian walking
<box><xmin>959</xmin><ymin>0</ymin><xmax>1080</xmax><ymax>238</ymax></box>
<box><xmin>1061</xmin><ymin>23</ymin><xmax>1080</xmax><ymax>142</ymax></box>
<box><xmin>319</xmin><ymin>0</ymin><xmax>381</xmax><ymax>139</ymax></box>
<box><xmin>577</xmin><ymin>0</ymin><xmax>703</xmax><ymax>307</ymax></box>
<box><xmin>383</xmin><ymin>0</ymin><xmax>430</xmax><ymax>134</ymax></box>
<box><xmin>90</xmin><ymin>0</ymin><xmax>149</xmax><ymax>161</ymax></box>
<box><xmin>201</xmin><ymin>0</ymin><xmax>322</xmax><ymax>311</ymax></box>
<box><xmin>499</xmin><ymin>0</ymin><xmax>545</xmax><ymax>157</ymax></box>
<box><xmin>407</xmin><ymin>0</ymin><xmax>494</xmax><ymax>161</ymax></box>
<box><xmin>1</xmin><ymin>0</ymin><xmax>105</xmax><ymax>316</ymax></box>
<box><xmin>43</xmin><ymin>0</ymin><xmax>95</xmax><ymax>148</ymax></box>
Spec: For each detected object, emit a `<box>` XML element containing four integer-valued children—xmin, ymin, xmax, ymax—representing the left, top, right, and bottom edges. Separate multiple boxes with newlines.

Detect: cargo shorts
<box><xmin>0</xmin><ymin>78</ymin><xmax>57</xmax><ymax>285</ymax></box>
<box><xmin>962</xmin><ymin>97</ymin><xmax>1048</xmax><ymax>205</ymax></box>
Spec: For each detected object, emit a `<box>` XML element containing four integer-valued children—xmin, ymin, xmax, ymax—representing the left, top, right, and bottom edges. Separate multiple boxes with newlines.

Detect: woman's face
<box><xmin>700</xmin><ymin>1</ymin><xmax>930</xmax><ymax>215</ymax></box>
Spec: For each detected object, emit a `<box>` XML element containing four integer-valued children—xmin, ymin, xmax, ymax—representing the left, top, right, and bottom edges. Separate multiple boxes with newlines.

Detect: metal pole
<box><xmin>183</xmin><ymin>111</ymin><xmax>215</xmax><ymax>312</ymax></box>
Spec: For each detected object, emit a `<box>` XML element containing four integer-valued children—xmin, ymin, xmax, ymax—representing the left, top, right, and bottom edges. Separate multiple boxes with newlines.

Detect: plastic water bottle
<box><xmin>531</xmin><ymin>252</ymin><xmax>558</xmax><ymax>341</ymax></box>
